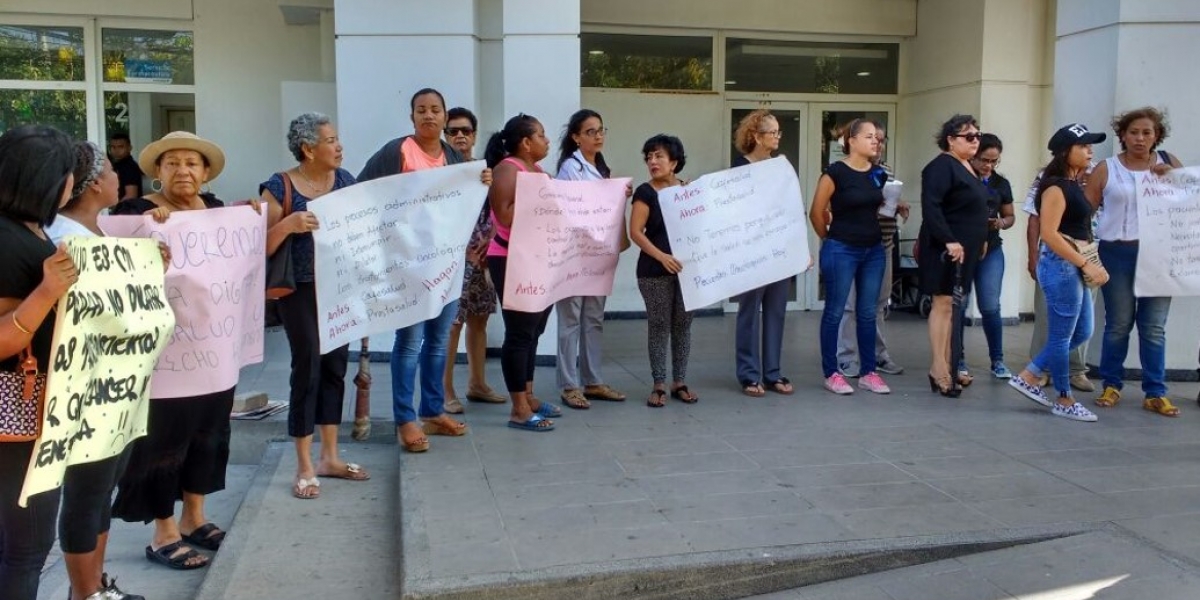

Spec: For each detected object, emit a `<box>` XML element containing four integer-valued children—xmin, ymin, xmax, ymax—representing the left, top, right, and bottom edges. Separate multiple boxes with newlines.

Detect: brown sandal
<box><xmin>422</xmin><ymin>418</ymin><xmax>469</xmax><ymax>436</ymax></box>
<box><xmin>741</xmin><ymin>381</ymin><xmax>765</xmax><ymax>397</ymax></box>
<box><xmin>561</xmin><ymin>389</ymin><xmax>591</xmax><ymax>410</ymax></box>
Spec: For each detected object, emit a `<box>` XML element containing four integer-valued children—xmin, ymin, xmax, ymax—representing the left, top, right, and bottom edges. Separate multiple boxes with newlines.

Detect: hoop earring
<box><xmin>150</xmin><ymin>179</ymin><xmax>163</xmax><ymax>193</ymax></box>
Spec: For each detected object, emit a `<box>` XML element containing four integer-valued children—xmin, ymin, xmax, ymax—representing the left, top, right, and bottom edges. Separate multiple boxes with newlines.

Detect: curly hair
<box><xmin>935</xmin><ymin>114</ymin><xmax>979</xmax><ymax>151</ymax></box>
<box><xmin>286</xmin><ymin>112</ymin><xmax>332</xmax><ymax>162</ymax></box>
<box><xmin>733</xmin><ymin>110</ymin><xmax>776</xmax><ymax>156</ymax></box>
<box><xmin>1112</xmin><ymin>106</ymin><xmax>1169</xmax><ymax>151</ymax></box>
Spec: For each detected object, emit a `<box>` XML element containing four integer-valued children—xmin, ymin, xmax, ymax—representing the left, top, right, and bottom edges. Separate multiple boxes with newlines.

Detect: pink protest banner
<box><xmin>99</xmin><ymin>206</ymin><xmax>266</xmax><ymax>398</ymax></box>
<box><xmin>503</xmin><ymin>172</ymin><xmax>630</xmax><ymax>312</ymax></box>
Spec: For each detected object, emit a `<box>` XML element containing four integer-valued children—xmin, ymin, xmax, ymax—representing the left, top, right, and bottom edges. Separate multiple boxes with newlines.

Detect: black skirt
<box><xmin>112</xmin><ymin>387</ymin><xmax>235</xmax><ymax>523</ymax></box>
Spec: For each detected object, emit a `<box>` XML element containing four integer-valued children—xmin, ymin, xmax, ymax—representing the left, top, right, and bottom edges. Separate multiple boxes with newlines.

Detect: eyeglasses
<box><xmin>975</xmin><ymin>156</ymin><xmax>1001</xmax><ymax>166</ymax></box>
<box><xmin>584</xmin><ymin>127</ymin><xmax>608</xmax><ymax>138</ymax></box>
<box><xmin>444</xmin><ymin>127</ymin><xmax>475</xmax><ymax>136</ymax></box>
<box><xmin>757</xmin><ymin>130</ymin><xmax>782</xmax><ymax>138</ymax></box>
<box><xmin>953</xmin><ymin>133</ymin><xmax>984</xmax><ymax>143</ymax></box>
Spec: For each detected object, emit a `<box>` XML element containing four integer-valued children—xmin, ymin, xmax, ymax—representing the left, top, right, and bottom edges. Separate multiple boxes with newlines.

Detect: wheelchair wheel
<box><xmin>918</xmin><ymin>294</ymin><xmax>933</xmax><ymax>319</ymax></box>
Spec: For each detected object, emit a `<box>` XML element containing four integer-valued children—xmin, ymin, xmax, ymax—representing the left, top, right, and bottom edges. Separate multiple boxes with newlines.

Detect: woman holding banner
<box><xmin>357</xmin><ymin>88</ymin><xmax>485</xmax><ymax>450</ymax></box>
<box><xmin>111</xmin><ymin>132</ymin><xmax>242</xmax><ymax>570</ymax></box>
<box><xmin>731</xmin><ymin>110</ymin><xmax>793</xmax><ymax>397</ymax></box>
<box><xmin>553</xmin><ymin>109</ymin><xmax>628</xmax><ymax>410</ymax></box>
<box><xmin>0</xmin><ymin>125</ymin><xmax>78</xmax><ymax>600</ymax></box>
<box><xmin>46</xmin><ymin>140</ymin><xmax>147</xmax><ymax>599</ymax></box>
<box><xmin>916</xmin><ymin>115</ymin><xmax>990</xmax><ymax>397</ymax></box>
<box><xmin>809</xmin><ymin>119</ymin><xmax>891</xmax><ymax>396</ymax></box>
<box><xmin>485</xmin><ymin>114</ymin><xmax>563</xmax><ymax>429</ymax></box>
<box><xmin>1085</xmin><ymin>107</ymin><xmax>1183</xmax><ymax>417</ymax></box>
<box><xmin>630</xmin><ymin>134</ymin><xmax>699</xmax><ymax>407</ymax></box>
<box><xmin>262</xmin><ymin>112</ymin><xmax>370</xmax><ymax>499</ymax></box>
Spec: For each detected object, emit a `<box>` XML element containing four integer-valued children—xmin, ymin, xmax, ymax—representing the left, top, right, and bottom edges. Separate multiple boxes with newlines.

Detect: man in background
<box><xmin>108</xmin><ymin>132</ymin><xmax>144</xmax><ymax>201</ymax></box>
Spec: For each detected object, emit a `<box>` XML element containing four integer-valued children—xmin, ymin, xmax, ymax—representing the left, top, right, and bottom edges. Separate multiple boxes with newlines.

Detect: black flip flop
<box><xmin>182</xmin><ymin>523</ymin><xmax>226</xmax><ymax>551</ymax></box>
<box><xmin>765</xmin><ymin>377</ymin><xmax>795</xmax><ymax>395</ymax></box>
<box><xmin>145</xmin><ymin>541</ymin><xmax>208</xmax><ymax>570</ymax></box>
<box><xmin>647</xmin><ymin>389</ymin><xmax>666</xmax><ymax>408</ymax></box>
<box><xmin>671</xmin><ymin>386</ymin><xmax>699</xmax><ymax>404</ymax></box>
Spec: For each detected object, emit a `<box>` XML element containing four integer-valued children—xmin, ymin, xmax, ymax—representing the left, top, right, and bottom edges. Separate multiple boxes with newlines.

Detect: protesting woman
<box><xmin>0</xmin><ymin>125</ymin><xmax>78</xmax><ymax>600</ymax></box>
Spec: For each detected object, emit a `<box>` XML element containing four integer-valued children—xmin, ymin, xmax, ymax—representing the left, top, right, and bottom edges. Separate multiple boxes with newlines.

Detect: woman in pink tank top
<box><xmin>484</xmin><ymin>114</ymin><xmax>561</xmax><ymax>431</ymax></box>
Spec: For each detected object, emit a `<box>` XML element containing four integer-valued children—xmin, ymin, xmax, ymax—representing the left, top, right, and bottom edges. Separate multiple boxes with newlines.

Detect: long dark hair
<box><xmin>0</xmin><ymin>125</ymin><xmax>75</xmax><ymax>226</ymax></box>
<box><xmin>484</xmin><ymin>114</ymin><xmax>540</xmax><ymax>168</ymax></box>
<box><xmin>556</xmin><ymin>109</ymin><xmax>611</xmax><ymax>177</ymax></box>
<box><xmin>1034</xmin><ymin>148</ymin><xmax>1074</xmax><ymax>206</ymax></box>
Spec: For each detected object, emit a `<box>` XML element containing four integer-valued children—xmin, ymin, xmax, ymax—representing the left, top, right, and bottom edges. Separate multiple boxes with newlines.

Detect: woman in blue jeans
<box><xmin>357</xmin><ymin>88</ymin><xmax>490</xmax><ymax>450</ymax></box>
<box><xmin>1084</xmin><ymin>107</ymin><xmax>1183</xmax><ymax>417</ymax></box>
<box><xmin>959</xmin><ymin>133</ymin><xmax>1015</xmax><ymax>379</ymax></box>
<box><xmin>1009</xmin><ymin>124</ymin><xmax>1109</xmax><ymax>421</ymax></box>
<box><xmin>810</xmin><ymin>118</ymin><xmax>890</xmax><ymax>395</ymax></box>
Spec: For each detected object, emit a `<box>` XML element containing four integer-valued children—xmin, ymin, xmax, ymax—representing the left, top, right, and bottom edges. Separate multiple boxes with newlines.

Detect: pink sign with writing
<box><xmin>503</xmin><ymin>173</ymin><xmax>630</xmax><ymax>312</ymax></box>
<box><xmin>100</xmin><ymin>206</ymin><xmax>266</xmax><ymax>398</ymax></box>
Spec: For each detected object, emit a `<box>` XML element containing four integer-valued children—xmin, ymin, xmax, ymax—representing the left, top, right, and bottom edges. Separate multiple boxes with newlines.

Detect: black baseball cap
<box><xmin>1048</xmin><ymin>123</ymin><xmax>1106</xmax><ymax>153</ymax></box>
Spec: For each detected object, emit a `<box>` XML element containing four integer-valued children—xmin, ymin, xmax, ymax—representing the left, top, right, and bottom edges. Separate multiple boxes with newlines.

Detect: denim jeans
<box><xmin>1097</xmin><ymin>241</ymin><xmax>1171</xmax><ymax>396</ymax></box>
<box><xmin>391</xmin><ymin>300</ymin><xmax>459</xmax><ymax>425</ymax></box>
<box><xmin>962</xmin><ymin>243</ymin><xmax>1005</xmax><ymax>363</ymax></box>
<box><xmin>1028</xmin><ymin>245</ymin><xmax>1093</xmax><ymax>397</ymax></box>
<box><xmin>820</xmin><ymin>239</ymin><xmax>886</xmax><ymax>377</ymax></box>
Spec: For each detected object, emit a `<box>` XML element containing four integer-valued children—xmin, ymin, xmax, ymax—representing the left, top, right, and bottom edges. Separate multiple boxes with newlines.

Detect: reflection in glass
<box><xmin>582</xmin><ymin>33</ymin><xmax>712</xmax><ymax>91</ymax></box>
<box><xmin>0</xmin><ymin>89</ymin><xmax>87</xmax><ymax>138</ymax></box>
<box><xmin>102</xmin><ymin>28</ymin><xmax>194</xmax><ymax>85</ymax></box>
<box><xmin>725</xmin><ymin>39</ymin><xmax>898</xmax><ymax>94</ymax></box>
<box><xmin>0</xmin><ymin>24</ymin><xmax>86</xmax><ymax>81</ymax></box>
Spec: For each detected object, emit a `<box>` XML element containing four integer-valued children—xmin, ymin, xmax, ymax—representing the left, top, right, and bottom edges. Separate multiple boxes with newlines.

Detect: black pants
<box><xmin>489</xmin><ymin>257</ymin><xmax>552</xmax><ymax>392</ymax></box>
<box><xmin>0</xmin><ymin>441</ymin><xmax>59</xmax><ymax>600</ymax></box>
<box><xmin>59</xmin><ymin>446</ymin><xmax>131</xmax><ymax>553</ymax></box>
<box><xmin>279</xmin><ymin>282</ymin><xmax>350</xmax><ymax>437</ymax></box>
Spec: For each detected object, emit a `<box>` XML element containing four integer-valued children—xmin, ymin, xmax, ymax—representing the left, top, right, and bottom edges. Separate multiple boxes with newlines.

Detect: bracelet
<box><xmin>12</xmin><ymin>311</ymin><xmax>32</xmax><ymax>335</ymax></box>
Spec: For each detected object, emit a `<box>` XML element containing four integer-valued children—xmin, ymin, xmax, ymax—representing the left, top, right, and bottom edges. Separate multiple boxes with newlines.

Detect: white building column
<box><xmin>1054</xmin><ymin>0</ymin><xmax>1200</xmax><ymax>372</ymax></box>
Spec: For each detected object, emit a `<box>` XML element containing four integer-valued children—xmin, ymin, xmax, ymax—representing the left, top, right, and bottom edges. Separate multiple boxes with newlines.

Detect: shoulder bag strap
<box><xmin>278</xmin><ymin>172</ymin><xmax>294</xmax><ymax>216</ymax></box>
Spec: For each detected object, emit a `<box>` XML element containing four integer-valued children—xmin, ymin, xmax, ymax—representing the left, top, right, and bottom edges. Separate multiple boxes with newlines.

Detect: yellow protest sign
<box><xmin>19</xmin><ymin>236</ymin><xmax>175</xmax><ymax>506</ymax></box>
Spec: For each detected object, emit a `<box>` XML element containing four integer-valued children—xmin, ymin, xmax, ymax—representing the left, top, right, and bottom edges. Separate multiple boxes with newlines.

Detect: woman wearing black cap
<box><xmin>1008</xmin><ymin>124</ymin><xmax>1109</xmax><ymax>421</ymax></box>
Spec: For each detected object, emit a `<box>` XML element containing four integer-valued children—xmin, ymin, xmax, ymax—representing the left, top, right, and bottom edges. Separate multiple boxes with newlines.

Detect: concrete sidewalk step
<box><xmin>37</xmin><ymin>465</ymin><xmax>257</xmax><ymax>600</ymax></box>
<box><xmin>196</xmin><ymin>441</ymin><xmax>400</xmax><ymax>600</ymax></box>
<box><xmin>742</xmin><ymin>528</ymin><xmax>1200</xmax><ymax>600</ymax></box>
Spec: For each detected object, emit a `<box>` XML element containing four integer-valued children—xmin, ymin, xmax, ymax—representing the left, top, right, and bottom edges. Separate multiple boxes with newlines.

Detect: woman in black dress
<box><xmin>918</xmin><ymin>115</ymin><xmax>991</xmax><ymax>396</ymax></box>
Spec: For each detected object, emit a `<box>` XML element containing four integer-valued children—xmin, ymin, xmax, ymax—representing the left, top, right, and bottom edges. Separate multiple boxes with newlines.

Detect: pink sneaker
<box><xmin>859</xmin><ymin>372</ymin><xmax>891</xmax><ymax>394</ymax></box>
<box><xmin>824</xmin><ymin>373</ymin><xmax>854</xmax><ymax>395</ymax></box>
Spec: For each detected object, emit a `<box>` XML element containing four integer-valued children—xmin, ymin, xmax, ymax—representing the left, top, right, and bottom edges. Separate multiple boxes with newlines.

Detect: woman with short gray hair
<box><xmin>260</xmin><ymin>113</ymin><xmax>371</xmax><ymax>500</ymax></box>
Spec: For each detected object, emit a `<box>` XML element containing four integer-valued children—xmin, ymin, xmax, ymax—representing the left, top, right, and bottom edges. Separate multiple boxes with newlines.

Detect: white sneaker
<box><xmin>824</xmin><ymin>373</ymin><xmax>854</xmax><ymax>395</ymax></box>
<box><xmin>858</xmin><ymin>372</ymin><xmax>891</xmax><ymax>394</ymax></box>
<box><xmin>1009</xmin><ymin>377</ymin><xmax>1052</xmax><ymax>408</ymax></box>
<box><xmin>1052</xmin><ymin>401</ymin><xmax>1098</xmax><ymax>422</ymax></box>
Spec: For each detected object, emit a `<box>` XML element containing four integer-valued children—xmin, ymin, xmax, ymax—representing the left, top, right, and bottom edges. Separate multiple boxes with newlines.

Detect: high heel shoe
<box><xmin>928</xmin><ymin>373</ymin><xmax>961</xmax><ymax>398</ymax></box>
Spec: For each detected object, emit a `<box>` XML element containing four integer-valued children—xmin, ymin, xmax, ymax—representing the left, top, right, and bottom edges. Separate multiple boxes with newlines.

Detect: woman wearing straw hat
<box><xmin>110</xmin><ymin>131</ymin><xmax>246</xmax><ymax>570</ymax></box>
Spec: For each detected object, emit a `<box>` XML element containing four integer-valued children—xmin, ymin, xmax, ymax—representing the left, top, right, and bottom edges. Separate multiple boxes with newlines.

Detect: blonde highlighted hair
<box><xmin>733</xmin><ymin>109</ymin><xmax>777</xmax><ymax>156</ymax></box>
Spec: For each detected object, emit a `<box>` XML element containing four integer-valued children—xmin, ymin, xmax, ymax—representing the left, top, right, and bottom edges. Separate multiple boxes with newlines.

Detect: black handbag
<box><xmin>266</xmin><ymin>172</ymin><xmax>296</xmax><ymax>301</ymax></box>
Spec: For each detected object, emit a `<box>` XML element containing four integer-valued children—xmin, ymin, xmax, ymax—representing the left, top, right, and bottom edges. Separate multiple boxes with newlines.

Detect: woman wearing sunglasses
<box><xmin>917</xmin><ymin>115</ymin><xmax>992</xmax><ymax>396</ymax></box>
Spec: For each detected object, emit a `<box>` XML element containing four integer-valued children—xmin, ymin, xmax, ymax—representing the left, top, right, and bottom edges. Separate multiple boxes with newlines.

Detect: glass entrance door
<box><xmin>724</xmin><ymin>102</ymin><xmax>812</xmax><ymax>310</ymax></box>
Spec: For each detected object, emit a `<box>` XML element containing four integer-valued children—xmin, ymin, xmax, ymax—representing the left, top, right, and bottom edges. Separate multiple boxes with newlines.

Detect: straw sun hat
<box><xmin>138</xmin><ymin>131</ymin><xmax>226</xmax><ymax>182</ymax></box>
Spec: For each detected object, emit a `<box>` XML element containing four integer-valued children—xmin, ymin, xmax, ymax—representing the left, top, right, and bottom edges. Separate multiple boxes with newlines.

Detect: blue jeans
<box><xmin>1097</xmin><ymin>241</ymin><xmax>1171</xmax><ymax>396</ymax></box>
<box><xmin>391</xmin><ymin>300</ymin><xmax>458</xmax><ymax>425</ymax></box>
<box><xmin>963</xmin><ymin>243</ymin><xmax>1005</xmax><ymax>363</ymax></box>
<box><xmin>1028</xmin><ymin>245</ymin><xmax>1093</xmax><ymax>397</ymax></box>
<box><xmin>820</xmin><ymin>239</ymin><xmax>885</xmax><ymax>377</ymax></box>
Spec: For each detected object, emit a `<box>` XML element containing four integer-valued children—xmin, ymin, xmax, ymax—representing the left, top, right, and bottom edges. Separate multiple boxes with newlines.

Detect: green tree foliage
<box><xmin>582</xmin><ymin>53</ymin><xmax>712</xmax><ymax>90</ymax></box>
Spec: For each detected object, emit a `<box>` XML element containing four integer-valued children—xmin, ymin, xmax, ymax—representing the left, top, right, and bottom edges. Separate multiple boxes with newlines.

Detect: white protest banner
<box><xmin>309</xmin><ymin>160</ymin><xmax>486</xmax><ymax>353</ymax></box>
<box><xmin>1135</xmin><ymin>166</ymin><xmax>1200</xmax><ymax>296</ymax></box>
<box><xmin>99</xmin><ymin>206</ymin><xmax>267</xmax><ymax>398</ymax></box>
<box><xmin>658</xmin><ymin>156</ymin><xmax>810</xmax><ymax>310</ymax></box>
<box><xmin>20</xmin><ymin>237</ymin><xmax>174</xmax><ymax>506</ymax></box>
<box><xmin>502</xmin><ymin>173</ymin><xmax>631</xmax><ymax>312</ymax></box>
